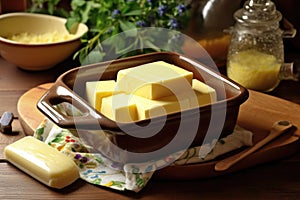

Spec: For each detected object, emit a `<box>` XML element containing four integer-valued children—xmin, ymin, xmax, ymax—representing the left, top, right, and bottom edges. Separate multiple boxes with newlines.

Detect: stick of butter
<box><xmin>101</xmin><ymin>93</ymin><xmax>138</xmax><ymax>122</ymax></box>
<box><xmin>116</xmin><ymin>61</ymin><xmax>193</xmax><ymax>100</ymax></box>
<box><xmin>86</xmin><ymin>80</ymin><xmax>122</xmax><ymax>112</ymax></box>
<box><xmin>4</xmin><ymin>136</ymin><xmax>80</xmax><ymax>189</ymax></box>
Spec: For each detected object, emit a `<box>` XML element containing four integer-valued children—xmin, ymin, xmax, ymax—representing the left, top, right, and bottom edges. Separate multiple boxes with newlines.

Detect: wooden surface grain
<box><xmin>1</xmin><ymin>55</ymin><xmax>300</xmax><ymax>199</ymax></box>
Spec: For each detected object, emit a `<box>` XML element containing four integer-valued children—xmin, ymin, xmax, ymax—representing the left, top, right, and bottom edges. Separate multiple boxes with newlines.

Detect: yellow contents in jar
<box><xmin>227</xmin><ymin>49</ymin><xmax>281</xmax><ymax>92</ymax></box>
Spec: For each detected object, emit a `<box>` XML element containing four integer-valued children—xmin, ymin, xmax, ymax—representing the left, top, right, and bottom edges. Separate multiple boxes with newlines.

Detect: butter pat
<box><xmin>130</xmin><ymin>79</ymin><xmax>216</xmax><ymax>120</ymax></box>
<box><xmin>4</xmin><ymin>136</ymin><xmax>79</xmax><ymax>189</ymax></box>
<box><xmin>86</xmin><ymin>80</ymin><xmax>120</xmax><ymax>112</ymax></box>
<box><xmin>131</xmin><ymin>94</ymin><xmax>191</xmax><ymax>120</ymax></box>
<box><xmin>189</xmin><ymin>79</ymin><xmax>217</xmax><ymax>108</ymax></box>
<box><xmin>101</xmin><ymin>93</ymin><xmax>138</xmax><ymax>122</ymax></box>
<box><xmin>100</xmin><ymin>79</ymin><xmax>217</xmax><ymax>121</ymax></box>
<box><xmin>116</xmin><ymin>61</ymin><xmax>193</xmax><ymax>99</ymax></box>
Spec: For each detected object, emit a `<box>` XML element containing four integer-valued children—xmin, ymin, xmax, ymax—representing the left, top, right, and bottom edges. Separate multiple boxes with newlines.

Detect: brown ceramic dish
<box><xmin>37</xmin><ymin>52</ymin><xmax>248</xmax><ymax>162</ymax></box>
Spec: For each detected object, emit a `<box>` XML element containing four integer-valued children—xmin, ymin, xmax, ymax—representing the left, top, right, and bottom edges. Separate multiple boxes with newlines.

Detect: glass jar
<box><xmin>226</xmin><ymin>0</ymin><xmax>297</xmax><ymax>92</ymax></box>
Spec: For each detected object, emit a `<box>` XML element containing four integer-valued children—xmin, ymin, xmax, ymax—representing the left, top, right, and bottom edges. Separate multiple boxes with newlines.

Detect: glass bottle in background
<box><xmin>182</xmin><ymin>0</ymin><xmax>244</xmax><ymax>67</ymax></box>
<box><xmin>226</xmin><ymin>0</ymin><xmax>298</xmax><ymax>92</ymax></box>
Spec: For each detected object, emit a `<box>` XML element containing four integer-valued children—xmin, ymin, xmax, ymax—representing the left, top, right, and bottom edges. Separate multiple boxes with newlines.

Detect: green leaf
<box><xmin>115</xmin><ymin>41</ymin><xmax>135</xmax><ymax>55</ymax></box>
<box><xmin>46</xmin><ymin>0</ymin><xmax>61</xmax><ymax>15</ymax></box>
<box><xmin>106</xmin><ymin>35</ymin><xmax>126</xmax><ymax>52</ymax></box>
<box><xmin>83</xmin><ymin>49</ymin><xmax>106</xmax><ymax>64</ymax></box>
<box><xmin>119</xmin><ymin>21</ymin><xmax>137</xmax><ymax>37</ymax></box>
<box><xmin>143</xmin><ymin>40</ymin><xmax>162</xmax><ymax>52</ymax></box>
<box><xmin>119</xmin><ymin>20</ymin><xmax>136</xmax><ymax>31</ymax></box>
<box><xmin>29</xmin><ymin>0</ymin><xmax>192</xmax><ymax>63</ymax></box>
<box><xmin>123</xmin><ymin>9</ymin><xmax>142</xmax><ymax>16</ymax></box>
<box><xmin>71</xmin><ymin>0</ymin><xmax>86</xmax><ymax>9</ymax></box>
<box><xmin>80</xmin><ymin>1</ymin><xmax>93</xmax><ymax>23</ymax></box>
<box><xmin>124</xmin><ymin>28</ymin><xmax>138</xmax><ymax>38</ymax></box>
<box><xmin>65</xmin><ymin>17</ymin><xmax>79</xmax><ymax>34</ymax></box>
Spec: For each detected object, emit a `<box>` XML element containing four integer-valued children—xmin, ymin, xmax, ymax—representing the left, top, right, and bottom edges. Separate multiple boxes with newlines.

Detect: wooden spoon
<box><xmin>214</xmin><ymin>120</ymin><xmax>293</xmax><ymax>171</ymax></box>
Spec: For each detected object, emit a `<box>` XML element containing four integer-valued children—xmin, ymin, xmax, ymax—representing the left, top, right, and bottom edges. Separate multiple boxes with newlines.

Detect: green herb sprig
<box><xmin>29</xmin><ymin>0</ymin><xmax>192</xmax><ymax>64</ymax></box>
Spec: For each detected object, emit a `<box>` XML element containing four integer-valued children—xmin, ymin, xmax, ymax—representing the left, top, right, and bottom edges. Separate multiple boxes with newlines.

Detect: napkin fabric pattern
<box><xmin>33</xmin><ymin>104</ymin><xmax>253</xmax><ymax>192</ymax></box>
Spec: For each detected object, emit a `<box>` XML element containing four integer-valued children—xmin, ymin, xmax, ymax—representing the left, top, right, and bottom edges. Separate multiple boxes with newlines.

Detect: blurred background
<box><xmin>0</xmin><ymin>0</ymin><xmax>299</xmax><ymax>66</ymax></box>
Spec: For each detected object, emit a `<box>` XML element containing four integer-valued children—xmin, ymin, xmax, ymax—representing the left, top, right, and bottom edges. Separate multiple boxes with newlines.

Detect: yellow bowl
<box><xmin>0</xmin><ymin>12</ymin><xmax>88</xmax><ymax>71</ymax></box>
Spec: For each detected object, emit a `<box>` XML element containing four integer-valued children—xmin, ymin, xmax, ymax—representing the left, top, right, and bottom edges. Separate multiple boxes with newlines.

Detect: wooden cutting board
<box><xmin>17</xmin><ymin>83</ymin><xmax>53</xmax><ymax>136</ymax></box>
<box><xmin>17</xmin><ymin>83</ymin><xmax>300</xmax><ymax>179</ymax></box>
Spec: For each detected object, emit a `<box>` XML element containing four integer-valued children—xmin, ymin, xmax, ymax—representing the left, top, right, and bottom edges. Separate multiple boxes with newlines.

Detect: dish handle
<box><xmin>36</xmin><ymin>84</ymin><xmax>118</xmax><ymax>130</ymax></box>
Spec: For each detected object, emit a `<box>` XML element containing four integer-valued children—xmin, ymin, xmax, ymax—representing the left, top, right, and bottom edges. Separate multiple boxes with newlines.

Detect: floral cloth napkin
<box><xmin>33</xmin><ymin>104</ymin><xmax>253</xmax><ymax>192</ymax></box>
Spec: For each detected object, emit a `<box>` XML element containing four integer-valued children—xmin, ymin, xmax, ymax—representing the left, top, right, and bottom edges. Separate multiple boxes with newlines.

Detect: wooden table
<box><xmin>1</xmin><ymin>53</ymin><xmax>300</xmax><ymax>200</ymax></box>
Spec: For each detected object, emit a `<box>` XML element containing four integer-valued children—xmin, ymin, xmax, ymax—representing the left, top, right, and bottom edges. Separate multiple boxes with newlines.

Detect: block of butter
<box><xmin>86</xmin><ymin>80</ymin><xmax>121</xmax><ymax>112</ymax></box>
<box><xmin>130</xmin><ymin>79</ymin><xmax>217</xmax><ymax>120</ymax></box>
<box><xmin>4</xmin><ymin>136</ymin><xmax>80</xmax><ymax>189</ymax></box>
<box><xmin>130</xmin><ymin>93</ymin><xmax>191</xmax><ymax>120</ymax></box>
<box><xmin>101</xmin><ymin>93</ymin><xmax>138</xmax><ymax>122</ymax></box>
<box><xmin>116</xmin><ymin>61</ymin><xmax>193</xmax><ymax>99</ymax></box>
<box><xmin>189</xmin><ymin>79</ymin><xmax>217</xmax><ymax>108</ymax></box>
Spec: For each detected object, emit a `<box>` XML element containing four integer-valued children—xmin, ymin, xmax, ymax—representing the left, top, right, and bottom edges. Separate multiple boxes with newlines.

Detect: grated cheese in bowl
<box><xmin>6</xmin><ymin>31</ymin><xmax>77</xmax><ymax>44</ymax></box>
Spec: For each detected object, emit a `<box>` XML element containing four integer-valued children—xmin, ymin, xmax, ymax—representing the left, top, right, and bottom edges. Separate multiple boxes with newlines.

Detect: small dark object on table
<box><xmin>0</xmin><ymin>112</ymin><xmax>14</xmax><ymax>134</ymax></box>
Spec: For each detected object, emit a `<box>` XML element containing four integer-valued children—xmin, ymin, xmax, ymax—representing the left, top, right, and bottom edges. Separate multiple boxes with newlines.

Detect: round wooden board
<box><xmin>17</xmin><ymin>83</ymin><xmax>300</xmax><ymax>180</ymax></box>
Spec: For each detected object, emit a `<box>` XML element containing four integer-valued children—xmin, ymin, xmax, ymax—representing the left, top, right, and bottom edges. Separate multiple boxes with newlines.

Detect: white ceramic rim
<box><xmin>0</xmin><ymin>12</ymin><xmax>88</xmax><ymax>46</ymax></box>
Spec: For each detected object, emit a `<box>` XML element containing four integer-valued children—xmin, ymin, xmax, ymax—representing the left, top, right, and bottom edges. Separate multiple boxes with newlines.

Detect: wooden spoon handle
<box><xmin>214</xmin><ymin>121</ymin><xmax>293</xmax><ymax>171</ymax></box>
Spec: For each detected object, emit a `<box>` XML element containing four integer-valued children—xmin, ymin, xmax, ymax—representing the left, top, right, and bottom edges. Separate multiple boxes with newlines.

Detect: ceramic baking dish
<box><xmin>37</xmin><ymin>52</ymin><xmax>248</xmax><ymax>162</ymax></box>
